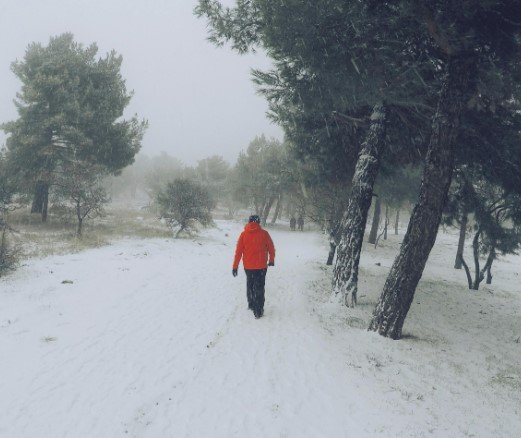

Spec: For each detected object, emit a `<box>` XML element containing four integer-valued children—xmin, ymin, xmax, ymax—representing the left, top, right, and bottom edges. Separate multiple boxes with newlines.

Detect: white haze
<box><xmin>0</xmin><ymin>0</ymin><xmax>283</xmax><ymax>164</ymax></box>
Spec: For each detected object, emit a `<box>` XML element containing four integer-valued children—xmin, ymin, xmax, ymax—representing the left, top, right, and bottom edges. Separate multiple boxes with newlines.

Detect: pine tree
<box><xmin>2</xmin><ymin>33</ymin><xmax>147</xmax><ymax>222</ymax></box>
<box><xmin>369</xmin><ymin>1</ymin><xmax>521</xmax><ymax>338</ymax></box>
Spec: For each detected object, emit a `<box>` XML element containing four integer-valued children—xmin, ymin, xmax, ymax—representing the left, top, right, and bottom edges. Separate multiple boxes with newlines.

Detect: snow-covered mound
<box><xmin>1</xmin><ymin>221</ymin><xmax>520</xmax><ymax>437</ymax></box>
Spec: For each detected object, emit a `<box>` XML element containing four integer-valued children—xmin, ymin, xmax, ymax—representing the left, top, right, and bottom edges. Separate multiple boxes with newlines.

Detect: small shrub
<box><xmin>156</xmin><ymin>178</ymin><xmax>215</xmax><ymax>238</ymax></box>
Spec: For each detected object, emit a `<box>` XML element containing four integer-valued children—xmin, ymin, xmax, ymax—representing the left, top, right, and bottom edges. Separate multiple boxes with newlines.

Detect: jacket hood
<box><xmin>244</xmin><ymin>222</ymin><xmax>262</xmax><ymax>232</ymax></box>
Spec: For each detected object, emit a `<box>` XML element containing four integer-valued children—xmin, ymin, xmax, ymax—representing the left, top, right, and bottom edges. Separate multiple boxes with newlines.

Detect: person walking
<box><xmin>232</xmin><ymin>215</ymin><xmax>276</xmax><ymax>318</ymax></box>
<box><xmin>297</xmin><ymin>215</ymin><xmax>304</xmax><ymax>231</ymax></box>
<box><xmin>290</xmin><ymin>216</ymin><xmax>296</xmax><ymax>231</ymax></box>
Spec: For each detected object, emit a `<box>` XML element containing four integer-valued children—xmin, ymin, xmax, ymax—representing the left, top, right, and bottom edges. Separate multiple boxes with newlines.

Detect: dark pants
<box><xmin>245</xmin><ymin>268</ymin><xmax>267</xmax><ymax>316</ymax></box>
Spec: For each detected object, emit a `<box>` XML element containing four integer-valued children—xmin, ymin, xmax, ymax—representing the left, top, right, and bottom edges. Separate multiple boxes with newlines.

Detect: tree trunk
<box><xmin>480</xmin><ymin>247</ymin><xmax>495</xmax><ymax>287</ymax></box>
<box><xmin>261</xmin><ymin>195</ymin><xmax>276</xmax><ymax>226</ymax></box>
<box><xmin>368</xmin><ymin>196</ymin><xmax>381</xmax><ymax>245</ymax></box>
<box><xmin>471</xmin><ymin>229</ymin><xmax>481</xmax><ymax>290</ymax></box>
<box><xmin>41</xmin><ymin>186</ymin><xmax>49</xmax><ymax>223</ymax></box>
<box><xmin>394</xmin><ymin>209</ymin><xmax>400</xmax><ymax>235</ymax></box>
<box><xmin>271</xmin><ymin>194</ymin><xmax>283</xmax><ymax>225</ymax></box>
<box><xmin>77</xmin><ymin>218</ymin><xmax>83</xmax><ymax>237</ymax></box>
<box><xmin>333</xmin><ymin>102</ymin><xmax>388</xmax><ymax>307</ymax></box>
<box><xmin>454</xmin><ymin>210</ymin><xmax>468</xmax><ymax>269</ymax></box>
<box><xmin>326</xmin><ymin>242</ymin><xmax>337</xmax><ymax>266</ymax></box>
<box><xmin>486</xmin><ymin>262</ymin><xmax>493</xmax><ymax>285</ymax></box>
<box><xmin>384</xmin><ymin>203</ymin><xmax>389</xmax><ymax>240</ymax></box>
<box><xmin>76</xmin><ymin>202</ymin><xmax>83</xmax><ymax>237</ymax></box>
<box><xmin>460</xmin><ymin>255</ymin><xmax>473</xmax><ymax>289</ymax></box>
<box><xmin>31</xmin><ymin>182</ymin><xmax>44</xmax><ymax>213</ymax></box>
<box><xmin>32</xmin><ymin>181</ymin><xmax>49</xmax><ymax>222</ymax></box>
<box><xmin>369</xmin><ymin>55</ymin><xmax>473</xmax><ymax>339</ymax></box>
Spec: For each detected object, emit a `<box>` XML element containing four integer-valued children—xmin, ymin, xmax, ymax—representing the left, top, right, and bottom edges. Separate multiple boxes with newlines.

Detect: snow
<box><xmin>1</xmin><ymin>220</ymin><xmax>520</xmax><ymax>437</ymax></box>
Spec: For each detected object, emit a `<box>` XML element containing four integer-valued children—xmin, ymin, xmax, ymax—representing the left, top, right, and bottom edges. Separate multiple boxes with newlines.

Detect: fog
<box><xmin>0</xmin><ymin>0</ymin><xmax>283</xmax><ymax>164</ymax></box>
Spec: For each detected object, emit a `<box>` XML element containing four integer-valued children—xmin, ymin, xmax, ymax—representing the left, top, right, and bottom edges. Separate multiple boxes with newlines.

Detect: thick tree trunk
<box><xmin>369</xmin><ymin>55</ymin><xmax>473</xmax><ymax>339</ymax></box>
<box><xmin>454</xmin><ymin>210</ymin><xmax>468</xmax><ymax>269</ymax></box>
<box><xmin>333</xmin><ymin>102</ymin><xmax>387</xmax><ymax>307</ymax></box>
<box><xmin>271</xmin><ymin>194</ymin><xmax>283</xmax><ymax>225</ymax></box>
<box><xmin>367</xmin><ymin>197</ymin><xmax>381</xmax><ymax>245</ymax></box>
<box><xmin>394</xmin><ymin>209</ymin><xmax>400</xmax><ymax>235</ymax></box>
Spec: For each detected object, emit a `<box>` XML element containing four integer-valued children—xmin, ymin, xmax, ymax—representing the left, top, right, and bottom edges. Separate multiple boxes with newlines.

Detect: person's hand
<box><xmin>232</xmin><ymin>269</ymin><xmax>238</xmax><ymax>277</ymax></box>
<box><xmin>268</xmin><ymin>261</ymin><xmax>275</xmax><ymax>267</ymax></box>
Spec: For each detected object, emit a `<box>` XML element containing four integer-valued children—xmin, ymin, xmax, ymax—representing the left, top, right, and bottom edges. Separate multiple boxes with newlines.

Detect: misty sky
<box><xmin>0</xmin><ymin>0</ymin><xmax>283</xmax><ymax>165</ymax></box>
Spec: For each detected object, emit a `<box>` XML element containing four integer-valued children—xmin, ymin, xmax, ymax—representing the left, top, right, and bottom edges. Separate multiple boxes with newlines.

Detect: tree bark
<box><xmin>454</xmin><ymin>210</ymin><xmax>468</xmax><ymax>269</ymax></box>
<box><xmin>394</xmin><ymin>209</ymin><xmax>400</xmax><ymax>235</ymax></box>
<box><xmin>368</xmin><ymin>196</ymin><xmax>381</xmax><ymax>244</ymax></box>
<box><xmin>333</xmin><ymin>102</ymin><xmax>388</xmax><ymax>307</ymax></box>
<box><xmin>271</xmin><ymin>193</ymin><xmax>283</xmax><ymax>225</ymax></box>
<box><xmin>369</xmin><ymin>55</ymin><xmax>473</xmax><ymax>339</ymax></box>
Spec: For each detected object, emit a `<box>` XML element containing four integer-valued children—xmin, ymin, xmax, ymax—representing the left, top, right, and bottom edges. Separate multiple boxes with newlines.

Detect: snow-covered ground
<box><xmin>1</xmin><ymin>220</ymin><xmax>520</xmax><ymax>437</ymax></box>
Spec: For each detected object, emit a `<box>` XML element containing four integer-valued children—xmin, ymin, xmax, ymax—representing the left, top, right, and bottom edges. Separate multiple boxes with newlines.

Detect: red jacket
<box><xmin>233</xmin><ymin>222</ymin><xmax>275</xmax><ymax>270</ymax></box>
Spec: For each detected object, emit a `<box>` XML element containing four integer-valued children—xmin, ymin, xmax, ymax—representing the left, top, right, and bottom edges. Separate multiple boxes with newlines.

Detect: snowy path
<box><xmin>1</xmin><ymin>221</ymin><xmax>520</xmax><ymax>437</ymax></box>
<box><xmin>0</xmin><ymin>222</ymin><xmax>367</xmax><ymax>437</ymax></box>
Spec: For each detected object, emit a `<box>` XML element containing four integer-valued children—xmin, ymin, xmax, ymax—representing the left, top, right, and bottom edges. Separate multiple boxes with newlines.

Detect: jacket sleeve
<box><xmin>233</xmin><ymin>233</ymin><xmax>244</xmax><ymax>269</ymax></box>
<box><xmin>266</xmin><ymin>231</ymin><xmax>275</xmax><ymax>264</ymax></box>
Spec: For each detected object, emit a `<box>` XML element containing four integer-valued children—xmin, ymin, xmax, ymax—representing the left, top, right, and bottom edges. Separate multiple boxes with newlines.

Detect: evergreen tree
<box><xmin>369</xmin><ymin>1</ymin><xmax>521</xmax><ymax>338</ymax></box>
<box><xmin>2</xmin><ymin>33</ymin><xmax>147</xmax><ymax>222</ymax></box>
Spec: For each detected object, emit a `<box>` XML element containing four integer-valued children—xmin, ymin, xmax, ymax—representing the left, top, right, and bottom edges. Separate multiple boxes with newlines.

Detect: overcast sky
<box><xmin>0</xmin><ymin>0</ymin><xmax>283</xmax><ymax>165</ymax></box>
